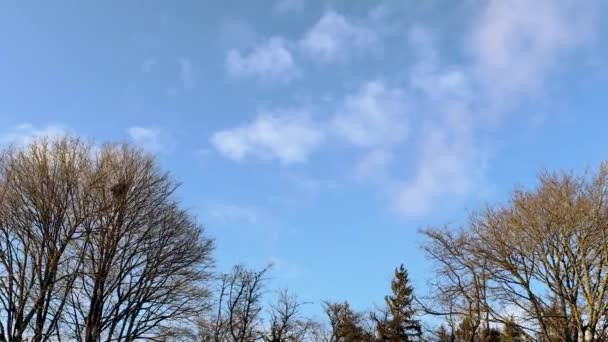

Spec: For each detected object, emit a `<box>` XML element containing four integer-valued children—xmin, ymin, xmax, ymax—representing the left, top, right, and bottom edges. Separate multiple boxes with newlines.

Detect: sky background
<box><xmin>1</xmin><ymin>0</ymin><xmax>608</xmax><ymax>321</ymax></box>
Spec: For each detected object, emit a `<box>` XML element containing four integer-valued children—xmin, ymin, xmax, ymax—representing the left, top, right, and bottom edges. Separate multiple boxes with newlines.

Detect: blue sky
<box><xmin>1</xmin><ymin>0</ymin><xmax>608</xmax><ymax>319</ymax></box>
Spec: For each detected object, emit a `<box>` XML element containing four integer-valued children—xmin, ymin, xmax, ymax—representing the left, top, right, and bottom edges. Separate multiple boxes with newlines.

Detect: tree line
<box><xmin>0</xmin><ymin>137</ymin><xmax>606</xmax><ymax>341</ymax></box>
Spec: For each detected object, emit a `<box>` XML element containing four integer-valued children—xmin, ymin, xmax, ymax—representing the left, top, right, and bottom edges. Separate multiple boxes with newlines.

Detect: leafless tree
<box><xmin>65</xmin><ymin>143</ymin><xmax>214</xmax><ymax>342</ymax></box>
<box><xmin>199</xmin><ymin>265</ymin><xmax>269</xmax><ymax>342</ymax></box>
<box><xmin>420</xmin><ymin>226</ymin><xmax>491</xmax><ymax>342</ymax></box>
<box><xmin>0</xmin><ymin>138</ymin><xmax>214</xmax><ymax>342</ymax></box>
<box><xmin>422</xmin><ymin>165</ymin><xmax>608</xmax><ymax>342</ymax></box>
<box><xmin>264</xmin><ymin>289</ymin><xmax>314</xmax><ymax>342</ymax></box>
<box><xmin>0</xmin><ymin>138</ymin><xmax>94</xmax><ymax>342</ymax></box>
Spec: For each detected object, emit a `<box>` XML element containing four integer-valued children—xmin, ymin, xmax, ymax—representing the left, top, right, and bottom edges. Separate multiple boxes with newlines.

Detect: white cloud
<box><xmin>208</xmin><ymin>203</ymin><xmax>259</xmax><ymax>225</ymax></box>
<box><xmin>389</xmin><ymin>0</ymin><xmax>594</xmax><ymax>217</ymax></box>
<box><xmin>383</xmin><ymin>27</ymin><xmax>478</xmax><ymax>217</ymax></box>
<box><xmin>178</xmin><ymin>57</ymin><xmax>196</xmax><ymax>89</ymax></box>
<box><xmin>300</xmin><ymin>10</ymin><xmax>378</xmax><ymax>63</ymax></box>
<box><xmin>393</xmin><ymin>124</ymin><xmax>476</xmax><ymax>217</ymax></box>
<box><xmin>471</xmin><ymin>0</ymin><xmax>592</xmax><ymax>104</ymax></box>
<box><xmin>226</xmin><ymin>37</ymin><xmax>298</xmax><ymax>81</ymax></box>
<box><xmin>211</xmin><ymin>110</ymin><xmax>324</xmax><ymax>164</ymax></box>
<box><xmin>332</xmin><ymin>81</ymin><xmax>408</xmax><ymax>148</ymax></box>
<box><xmin>0</xmin><ymin>123</ymin><xmax>66</xmax><ymax>146</ymax></box>
<box><xmin>127</xmin><ymin>126</ymin><xmax>164</xmax><ymax>153</ymax></box>
<box><xmin>274</xmin><ymin>0</ymin><xmax>305</xmax><ymax>13</ymax></box>
<box><xmin>354</xmin><ymin>149</ymin><xmax>393</xmax><ymax>181</ymax></box>
<box><xmin>212</xmin><ymin>1</ymin><xmax>596</xmax><ymax>218</ymax></box>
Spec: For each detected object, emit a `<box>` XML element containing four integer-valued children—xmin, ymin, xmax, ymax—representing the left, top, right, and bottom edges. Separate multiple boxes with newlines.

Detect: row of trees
<box><xmin>0</xmin><ymin>138</ymin><xmax>424</xmax><ymax>341</ymax></box>
<box><xmin>421</xmin><ymin>165</ymin><xmax>608</xmax><ymax>341</ymax></box>
<box><xmin>187</xmin><ymin>264</ymin><xmax>422</xmax><ymax>342</ymax></box>
<box><xmin>1</xmin><ymin>137</ymin><xmax>607</xmax><ymax>341</ymax></box>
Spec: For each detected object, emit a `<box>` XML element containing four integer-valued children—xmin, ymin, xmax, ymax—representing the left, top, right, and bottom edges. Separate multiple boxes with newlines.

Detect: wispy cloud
<box><xmin>178</xmin><ymin>57</ymin><xmax>196</xmax><ymax>89</ymax></box>
<box><xmin>226</xmin><ymin>37</ymin><xmax>298</xmax><ymax>81</ymax></box>
<box><xmin>471</xmin><ymin>0</ymin><xmax>593</xmax><ymax>105</ymax></box>
<box><xmin>207</xmin><ymin>203</ymin><xmax>260</xmax><ymax>225</ymax></box>
<box><xmin>332</xmin><ymin>81</ymin><xmax>409</xmax><ymax>148</ymax></box>
<box><xmin>211</xmin><ymin>109</ymin><xmax>324</xmax><ymax>164</ymax></box>
<box><xmin>354</xmin><ymin>149</ymin><xmax>394</xmax><ymax>181</ymax></box>
<box><xmin>127</xmin><ymin>126</ymin><xmax>169</xmax><ymax>153</ymax></box>
<box><xmin>274</xmin><ymin>0</ymin><xmax>305</xmax><ymax>13</ymax></box>
<box><xmin>0</xmin><ymin>123</ymin><xmax>67</xmax><ymax>146</ymax></box>
<box><xmin>223</xmin><ymin>7</ymin><xmax>386</xmax><ymax>81</ymax></box>
<box><xmin>389</xmin><ymin>0</ymin><xmax>594</xmax><ymax>217</ymax></box>
<box><xmin>212</xmin><ymin>0</ymin><xmax>596</xmax><ymax>217</ymax></box>
<box><xmin>300</xmin><ymin>10</ymin><xmax>378</xmax><ymax>63</ymax></box>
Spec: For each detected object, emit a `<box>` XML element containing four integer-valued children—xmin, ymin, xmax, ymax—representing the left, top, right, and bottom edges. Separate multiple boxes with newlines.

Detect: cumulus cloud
<box><xmin>226</xmin><ymin>37</ymin><xmax>298</xmax><ymax>81</ymax></box>
<box><xmin>0</xmin><ymin>123</ymin><xmax>67</xmax><ymax>146</ymax></box>
<box><xmin>332</xmin><ymin>81</ymin><xmax>409</xmax><ymax>148</ymax></box>
<box><xmin>211</xmin><ymin>110</ymin><xmax>324</xmax><ymax>164</ymax></box>
<box><xmin>300</xmin><ymin>10</ymin><xmax>378</xmax><ymax>63</ymax></box>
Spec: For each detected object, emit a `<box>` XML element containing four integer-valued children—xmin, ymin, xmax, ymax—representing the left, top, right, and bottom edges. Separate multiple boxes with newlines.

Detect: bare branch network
<box><xmin>1</xmin><ymin>137</ymin><xmax>608</xmax><ymax>342</ymax></box>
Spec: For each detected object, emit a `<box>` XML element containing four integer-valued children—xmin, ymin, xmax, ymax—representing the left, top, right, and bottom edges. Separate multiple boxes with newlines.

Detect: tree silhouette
<box><xmin>372</xmin><ymin>264</ymin><xmax>422</xmax><ymax>341</ymax></box>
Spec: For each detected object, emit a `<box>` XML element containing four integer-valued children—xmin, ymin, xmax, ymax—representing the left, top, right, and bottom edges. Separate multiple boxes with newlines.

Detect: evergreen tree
<box><xmin>372</xmin><ymin>264</ymin><xmax>422</xmax><ymax>341</ymax></box>
<box><xmin>455</xmin><ymin>317</ymin><xmax>477</xmax><ymax>341</ymax></box>
<box><xmin>324</xmin><ymin>301</ymin><xmax>373</xmax><ymax>342</ymax></box>
<box><xmin>480</xmin><ymin>327</ymin><xmax>501</xmax><ymax>342</ymax></box>
<box><xmin>435</xmin><ymin>324</ymin><xmax>454</xmax><ymax>342</ymax></box>
<box><xmin>501</xmin><ymin>318</ymin><xmax>525</xmax><ymax>342</ymax></box>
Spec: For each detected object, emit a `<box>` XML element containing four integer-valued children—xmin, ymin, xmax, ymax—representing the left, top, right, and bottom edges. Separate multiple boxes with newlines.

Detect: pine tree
<box><xmin>325</xmin><ymin>301</ymin><xmax>373</xmax><ymax>342</ymax></box>
<box><xmin>435</xmin><ymin>324</ymin><xmax>454</xmax><ymax>342</ymax></box>
<box><xmin>372</xmin><ymin>264</ymin><xmax>422</xmax><ymax>341</ymax></box>
<box><xmin>501</xmin><ymin>318</ymin><xmax>525</xmax><ymax>342</ymax></box>
<box><xmin>455</xmin><ymin>317</ymin><xmax>477</xmax><ymax>341</ymax></box>
<box><xmin>480</xmin><ymin>327</ymin><xmax>501</xmax><ymax>342</ymax></box>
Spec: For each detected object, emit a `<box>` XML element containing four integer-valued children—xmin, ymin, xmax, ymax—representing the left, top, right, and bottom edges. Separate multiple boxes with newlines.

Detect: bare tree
<box><xmin>0</xmin><ymin>138</ymin><xmax>94</xmax><ymax>342</ymax></box>
<box><xmin>420</xmin><ymin>227</ymin><xmax>490</xmax><ymax>342</ymax></box>
<box><xmin>65</xmin><ymin>144</ymin><xmax>214</xmax><ymax>342</ymax></box>
<box><xmin>422</xmin><ymin>165</ymin><xmax>608</xmax><ymax>341</ymax></box>
<box><xmin>0</xmin><ymin>138</ymin><xmax>214</xmax><ymax>342</ymax></box>
<box><xmin>200</xmin><ymin>265</ymin><xmax>269</xmax><ymax>342</ymax></box>
<box><xmin>265</xmin><ymin>290</ymin><xmax>314</xmax><ymax>342</ymax></box>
